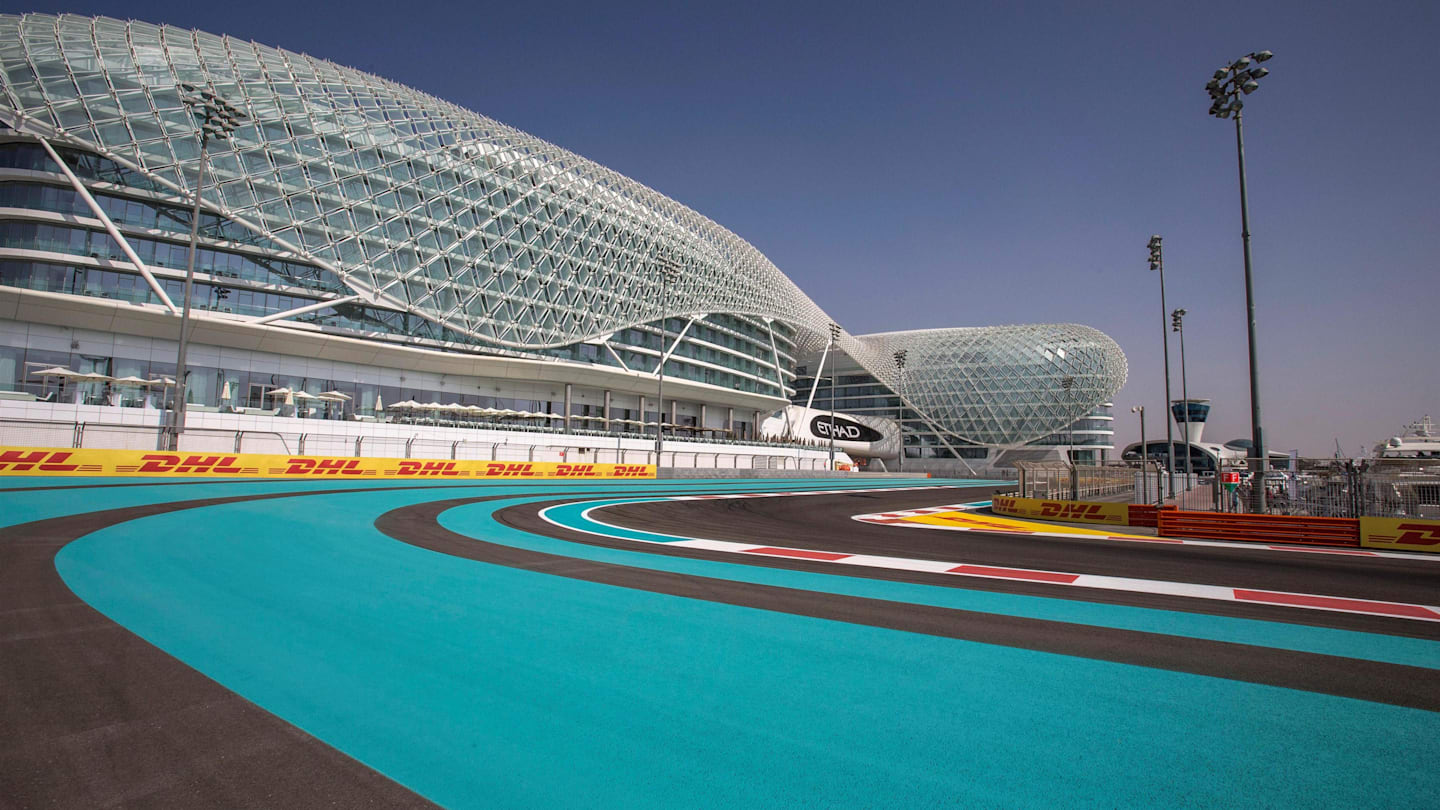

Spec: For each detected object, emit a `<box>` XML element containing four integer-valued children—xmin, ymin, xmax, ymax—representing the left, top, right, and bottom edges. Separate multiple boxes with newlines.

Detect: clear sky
<box><xmin>22</xmin><ymin>1</ymin><xmax>1439</xmax><ymax>455</ymax></box>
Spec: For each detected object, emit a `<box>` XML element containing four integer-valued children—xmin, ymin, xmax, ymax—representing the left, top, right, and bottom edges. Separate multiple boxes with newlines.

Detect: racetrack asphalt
<box><xmin>2</xmin><ymin>477</ymin><xmax>1437</xmax><ymax>808</ymax></box>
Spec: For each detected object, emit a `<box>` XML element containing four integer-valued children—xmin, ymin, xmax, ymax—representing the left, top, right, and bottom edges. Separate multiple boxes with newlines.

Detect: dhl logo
<box><xmin>284</xmin><ymin>458</ymin><xmax>365</xmax><ymax>475</ymax></box>
<box><xmin>993</xmin><ymin>496</ymin><xmax>1017</xmax><ymax>510</ymax></box>
<box><xmin>482</xmin><ymin>462</ymin><xmax>537</xmax><ymax>477</ymax></box>
<box><xmin>137</xmin><ymin>454</ymin><xmax>246</xmax><ymax>474</ymax></box>
<box><xmin>0</xmin><ymin>449</ymin><xmax>79</xmax><ymax>472</ymax></box>
<box><xmin>1039</xmin><ymin>503</ymin><xmax>1106</xmax><ymax>520</ymax></box>
<box><xmin>555</xmin><ymin>464</ymin><xmax>598</xmax><ymax>477</ymax></box>
<box><xmin>1374</xmin><ymin>524</ymin><xmax>1440</xmax><ymax>547</ymax></box>
<box><xmin>394</xmin><ymin>460</ymin><xmax>462</xmax><ymax>477</ymax></box>
<box><xmin>612</xmin><ymin>465</ymin><xmax>651</xmax><ymax>478</ymax></box>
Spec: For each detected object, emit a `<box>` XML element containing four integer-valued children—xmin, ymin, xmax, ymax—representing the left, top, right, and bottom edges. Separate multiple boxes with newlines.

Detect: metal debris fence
<box><xmin>1170</xmin><ymin>457</ymin><xmax>1440</xmax><ymax>518</ymax></box>
<box><xmin>1013</xmin><ymin>461</ymin><xmax>1150</xmax><ymax>501</ymax></box>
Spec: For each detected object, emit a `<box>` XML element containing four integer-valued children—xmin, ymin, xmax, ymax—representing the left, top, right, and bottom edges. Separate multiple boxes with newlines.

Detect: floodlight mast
<box><xmin>1171</xmin><ymin>308</ymin><xmax>1193</xmax><ymax>483</ymax></box>
<box><xmin>1131</xmin><ymin>405</ymin><xmax>1148</xmax><ymax>506</ymax></box>
<box><xmin>1207</xmin><ymin>50</ymin><xmax>1273</xmax><ymax>512</ymax></box>
<box><xmin>1147</xmin><ymin>235</ymin><xmax>1177</xmax><ymax>499</ymax></box>
<box><xmin>170</xmin><ymin>84</ymin><xmax>244</xmax><ymax>450</ymax></box>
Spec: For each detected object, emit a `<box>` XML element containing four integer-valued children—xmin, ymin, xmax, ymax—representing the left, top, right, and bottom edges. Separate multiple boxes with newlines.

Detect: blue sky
<box><xmin>23</xmin><ymin>1</ymin><xmax>1439</xmax><ymax>454</ymax></box>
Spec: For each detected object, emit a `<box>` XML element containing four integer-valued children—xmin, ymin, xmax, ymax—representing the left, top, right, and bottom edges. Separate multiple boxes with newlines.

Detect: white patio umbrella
<box><xmin>113</xmin><ymin>375</ymin><xmax>153</xmax><ymax>386</ymax></box>
<box><xmin>267</xmin><ymin>387</ymin><xmax>293</xmax><ymax>396</ymax></box>
<box><xmin>29</xmin><ymin>366</ymin><xmax>79</xmax><ymax>379</ymax></box>
<box><xmin>375</xmin><ymin>394</ymin><xmax>385</xmax><ymax>411</ymax></box>
<box><xmin>73</xmin><ymin>371</ymin><xmax>115</xmax><ymax>382</ymax></box>
<box><xmin>220</xmin><ymin>380</ymin><xmax>232</xmax><ymax>400</ymax></box>
<box><xmin>292</xmin><ymin>390</ymin><xmax>321</xmax><ymax>400</ymax></box>
<box><xmin>320</xmin><ymin>390</ymin><xmax>352</xmax><ymax>401</ymax></box>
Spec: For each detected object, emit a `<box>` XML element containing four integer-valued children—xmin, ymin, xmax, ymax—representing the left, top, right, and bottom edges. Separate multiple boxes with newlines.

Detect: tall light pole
<box><xmin>1131</xmin><ymin>405</ymin><xmax>1148</xmax><ymax>506</ymax></box>
<box><xmin>827</xmin><ymin>322</ymin><xmax>840</xmax><ymax>470</ymax></box>
<box><xmin>1147</xmin><ymin>235</ymin><xmax>1177</xmax><ymax>499</ymax></box>
<box><xmin>170</xmin><ymin>84</ymin><xmax>243</xmax><ymax>451</ymax></box>
<box><xmin>1207</xmin><ymin>50</ymin><xmax>1273</xmax><ymax>512</ymax></box>
<box><xmin>892</xmin><ymin>349</ymin><xmax>907</xmax><ymax>472</ymax></box>
<box><xmin>1171</xmin><ymin>308</ymin><xmax>1193</xmax><ymax>484</ymax></box>
<box><xmin>653</xmin><ymin>257</ymin><xmax>681</xmax><ymax>464</ymax></box>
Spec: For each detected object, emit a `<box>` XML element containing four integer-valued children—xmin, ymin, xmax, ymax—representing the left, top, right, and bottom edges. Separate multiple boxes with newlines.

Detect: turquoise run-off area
<box><xmin>4</xmin><ymin>477</ymin><xmax>1434</xmax><ymax>808</ymax></box>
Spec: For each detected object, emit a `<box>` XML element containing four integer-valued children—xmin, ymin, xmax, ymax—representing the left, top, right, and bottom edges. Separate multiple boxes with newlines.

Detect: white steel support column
<box><xmin>654</xmin><ymin>316</ymin><xmax>697</xmax><ymax>373</ymax></box>
<box><xmin>804</xmin><ymin>342</ymin><xmax>832</xmax><ymax>411</ymax></box>
<box><xmin>251</xmin><ymin>294</ymin><xmax>362</xmax><ymax>325</ymax></box>
<box><xmin>602</xmin><ymin>341</ymin><xmax>630</xmax><ymax>372</ymax></box>
<box><xmin>35</xmin><ymin>137</ymin><xmax>179</xmax><ymax>314</ymax></box>
<box><xmin>766</xmin><ymin>324</ymin><xmax>793</xmax><ymax>439</ymax></box>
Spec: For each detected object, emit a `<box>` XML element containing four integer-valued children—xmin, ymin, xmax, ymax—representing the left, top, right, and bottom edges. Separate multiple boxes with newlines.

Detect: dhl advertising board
<box><xmin>0</xmin><ymin>447</ymin><xmax>655</xmax><ymax>480</ymax></box>
<box><xmin>991</xmin><ymin>495</ymin><xmax>1129</xmax><ymax>526</ymax></box>
<box><xmin>1359</xmin><ymin>516</ymin><xmax>1440</xmax><ymax>553</ymax></box>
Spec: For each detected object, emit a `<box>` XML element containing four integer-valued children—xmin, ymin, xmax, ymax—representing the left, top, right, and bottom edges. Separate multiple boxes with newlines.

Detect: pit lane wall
<box><xmin>0</xmin><ymin>447</ymin><xmax>655</xmax><ymax>480</ymax></box>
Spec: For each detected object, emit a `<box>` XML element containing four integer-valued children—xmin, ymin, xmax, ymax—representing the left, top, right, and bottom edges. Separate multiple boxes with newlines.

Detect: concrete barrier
<box><xmin>0</xmin><ymin>446</ymin><xmax>655</xmax><ymax>480</ymax></box>
<box><xmin>1359</xmin><ymin>516</ymin><xmax>1440</xmax><ymax>553</ymax></box>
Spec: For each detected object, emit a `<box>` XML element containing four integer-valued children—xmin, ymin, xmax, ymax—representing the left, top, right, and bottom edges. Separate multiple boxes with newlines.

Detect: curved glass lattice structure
<box><xmin>0</xmin><ymin>13</ymin><xmax>1127</xmax><ymax>449</ymax></box>
<box><xmin>0</xmin><ymin>13</ymin><xmax>830</xmax><ymax>351</ymax></box>
<box><xmin>852</xmin><ymin>324</ymin><xmax>1127</xmax><ymax>447</ymax></box>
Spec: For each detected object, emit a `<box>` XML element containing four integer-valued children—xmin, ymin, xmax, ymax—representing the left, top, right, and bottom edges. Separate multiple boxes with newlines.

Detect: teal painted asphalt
<box><xmin>3</xmin><ymin>478</ymin><xmax>1434</xmax><ymax>807</ymax></box>
<box><xmin>525</xmin><ymin>496</ymin><xmax>1440</xmax><ymax>669</ymax></box>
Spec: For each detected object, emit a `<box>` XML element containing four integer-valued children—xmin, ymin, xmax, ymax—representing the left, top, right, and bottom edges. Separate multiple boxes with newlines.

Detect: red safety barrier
<box><xmin>1126</xmin><ymin>504</ymin><xmax>1168</xmax><ymax>528</ymax></box>
<box><xmin>1157</xmin><ymin>510</ymin><xmax>1360</xmax><ymax>547</ymax></box>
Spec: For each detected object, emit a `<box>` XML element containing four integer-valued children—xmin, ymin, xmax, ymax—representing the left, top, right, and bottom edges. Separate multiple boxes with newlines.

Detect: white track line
<box><xmin>535</xmin><ymin>493</ymin><xmax>1440</xmax><ymax>624</ymax></box>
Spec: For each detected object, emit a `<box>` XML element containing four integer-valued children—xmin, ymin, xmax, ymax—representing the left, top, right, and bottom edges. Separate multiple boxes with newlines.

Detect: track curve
<box><xmin>2</xmin><ymin>477</ymin><xmax>1437</xmax><ymax>808</ymax></box>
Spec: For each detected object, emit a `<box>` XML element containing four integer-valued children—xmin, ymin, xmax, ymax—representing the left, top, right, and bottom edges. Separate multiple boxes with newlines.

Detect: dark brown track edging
<box><xmin>0</xmin><ymin>489</ymin><xmax>448</xmax><ymax>809</ymax></box>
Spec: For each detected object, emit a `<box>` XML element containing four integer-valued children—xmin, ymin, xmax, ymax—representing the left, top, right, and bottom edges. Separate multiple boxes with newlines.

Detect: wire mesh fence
<box><xmin>1169</xmin><ymin>458</ymin><xmax>1440</xmax><ymax>518</ymax></box>
<box><xmin>1013</xmin><ymin>462</ymin><xmax>1148</xmax><ymax>501</ymax></box>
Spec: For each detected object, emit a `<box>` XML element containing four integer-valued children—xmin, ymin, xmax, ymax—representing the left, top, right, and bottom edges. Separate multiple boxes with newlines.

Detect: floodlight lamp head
<box><xmin>1131</xmin><ymin>405</ymin><xmax>1142</xmax><ymax>414</ymax></box>
<box><xmin>1253</xmin><ymin>50</ymin><xmax>1274</xmax><ymax>62</ymax></box>
<box><xmin>1241</xmin><ymin>80</ymin><xmax>1259</xmax><ymax>94</ymax></box>
<box><xmin>1233</xmin><ymin>56</ymin><xmax>1252</xmax><ymax>69</ymax></box>
<box><xmin>1249</xmin><ymin>67</ymin><xmax>1269</xmax><ymax>80</ymax></box>
<box><xmin>1213</xmin><ymin>69</ymin><xmax>1227</xmax><ymax>80</ymax></box>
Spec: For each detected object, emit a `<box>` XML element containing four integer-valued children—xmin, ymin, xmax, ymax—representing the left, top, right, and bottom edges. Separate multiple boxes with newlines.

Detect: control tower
<box><xmin>1171</xmin><ymin>398</ymin><xmax>1211</xmax><ymax>445</ymax></box>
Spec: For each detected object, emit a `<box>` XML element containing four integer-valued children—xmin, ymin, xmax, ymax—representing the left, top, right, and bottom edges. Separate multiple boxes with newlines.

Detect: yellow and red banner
<box><xmin>0</xmin><ymin>446</ymin><xmax>655</xmax><ymax>480</ymax></box>
<box><xmin>991</xmin><ymin>494</ymin><xmax>1130</xmax><ymax>525</ymax></box>
<box><xmin>1359</xmin><ymin>516</ymin><xmax>1440</xmax><ymax>553</ymax></box>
